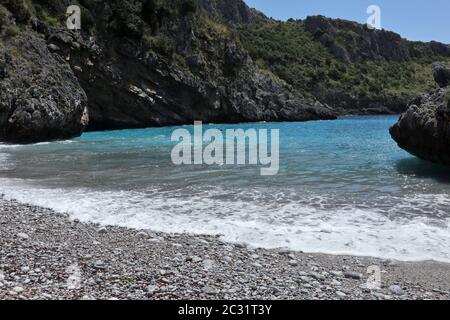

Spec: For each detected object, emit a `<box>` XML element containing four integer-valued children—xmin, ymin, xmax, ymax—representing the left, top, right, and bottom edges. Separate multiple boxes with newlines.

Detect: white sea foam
<box><xmin>0</xmin><ymin>144</ymin><xmax>22</xmax><ymax>150</ymax></box>
<box><xmin>0</xmin><ymin>152</ymin><xmax>10</xmax><ymax>170</ymax></box>
<box><xmin>1</xmin><ymin>177</ymin><xmax>450</xmax><ymax>263</ymax></box>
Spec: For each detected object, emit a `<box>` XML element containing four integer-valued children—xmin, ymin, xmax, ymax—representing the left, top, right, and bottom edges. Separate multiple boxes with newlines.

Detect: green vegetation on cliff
<box><xmin>238</xmin><ymin>18</ymin><xmax>450</xmax><ymax>113</ymax></box>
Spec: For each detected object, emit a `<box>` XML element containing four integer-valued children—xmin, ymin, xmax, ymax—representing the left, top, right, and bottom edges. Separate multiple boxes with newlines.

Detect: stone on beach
<box><xmin>97</xmin><ymin>227</ymin><xmax>108</xmax><ymax>234</ymax></box>
<box><xmin>344</xmin><ymin>272</ymin><xmax>363</xmax><ymax>280</ymax></box>
<box><xmin>389</xmin><ymin>285</ymin><xmax>404</xmax><ymax>296</ymax></box>
<box><xmin>16</xmin><ymin>233</ymin><xmax>29</xmax><ymax>240</ymax></box>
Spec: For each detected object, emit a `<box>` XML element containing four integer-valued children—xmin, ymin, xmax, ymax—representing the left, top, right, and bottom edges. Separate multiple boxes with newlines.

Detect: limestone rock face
<box><xmin>390</xmin><ymin>66</ymin><xmax>450</xmax><ymax>165</ymax></box>
<box><xmin>0</xmin><ymin>1</ymin><xmax>335</xmax><ymax>143</ymax></box>
<box><xmin>0</xmin><ymin>33</ymin><xmax>88</xmax><ymax>143</ymax></box>
<box><xmin>304</xmin><ymin>16</ymin><xmax>450</xmax><ymax>64</ymax></box>
<box><xmin>30</xmin><ymin>0</ymin><xmax>336</xmax><ymax>132</ymax></box>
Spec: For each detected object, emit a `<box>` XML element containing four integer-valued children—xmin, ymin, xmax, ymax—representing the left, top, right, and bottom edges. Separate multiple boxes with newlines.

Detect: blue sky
<box><xmin>243</xmin><ymin>0</ymin><xmax>450</xmax><ymax>44</ymax></box>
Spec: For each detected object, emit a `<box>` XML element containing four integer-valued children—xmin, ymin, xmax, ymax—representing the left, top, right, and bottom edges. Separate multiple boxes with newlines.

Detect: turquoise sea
<box><xmin>1</xmin><ymin>115</ymin><xmax>450</xmax><ymax>262</ymax></box>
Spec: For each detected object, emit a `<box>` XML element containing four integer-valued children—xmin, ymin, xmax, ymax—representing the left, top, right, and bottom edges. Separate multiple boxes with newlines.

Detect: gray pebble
<box><xmin>202</xmin><ymin>259</ymin><xmax>214</xmax><ymax>271</ymax></box>
<box><xmin>288</xmin><ymin>260</ymin><xmax>298</xmax><ymax>267</ymax></box>
<box><xmin>147</xmin><ymin>285</ymin><xmax>159</xmax><ymax>295</ymax></box>
<box><xmin>331</xmin><ymin>270</ymin><xmax>344</xmax><ymax>277</ymax></box>
<box><xmin>344</xmin><ymin>271</ymin><xmax>363</xmax><ymax>280</ymax></box>
<box><xmin>12</xmin><ymin>286</ymin><xmax>24</xmax><ymax>293</ymax></box>
<box><xmin>20</xmin><ymin>266</ymin><xmax>30</xmax><ymax>273</ymax></box>
<box><xmin>389</xmin><ymin>285</ymin><xmax>404</xmax><ymax>296</ymax></box>
<box><xmin>136</xmin><ymin>231</ymin><xmax>149</xmax><ymax>238</ymax></box>
<box><xmin>16</xmin><ymin>233</ymin><xmax>29</xmax><ymax>240</ymax></box>
<box><xmin>97</xmin><ymin>227</ymin><xmax>108</xmax><ymax>234</ymax></box>
<box><xmin>203</xmin><ymin>286</ymin><xmax>218</xmax><ymax>295</ymax></box>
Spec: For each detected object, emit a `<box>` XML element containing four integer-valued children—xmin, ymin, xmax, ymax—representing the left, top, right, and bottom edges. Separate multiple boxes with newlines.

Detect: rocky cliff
<box><xmin>239</xmin><ymin>15</ymin><xmax>450</xmax><ymax>115</ymax></box>
<box><xmin>0</xmin><ymin>0</ymin><xmax>335</xmax><ymax>142</ymax></box>
<box><xmin>303</xmin><ymin>16</ymin><xmax>450</xmax><ymax>64</ymax></box>
<box><xmin>1</xmin><ymin>0</ymin><xmax>450</xmax><ymax>143</ymax></box>
<box><xmin>0</xmin><ymin>13</ymin><xmax>88</xmax><ymax>143</ymax></box>
<box><xmin>390</xmin><ymin>63</ymin><xmax>450</xmax><ymax>165</ymax></box>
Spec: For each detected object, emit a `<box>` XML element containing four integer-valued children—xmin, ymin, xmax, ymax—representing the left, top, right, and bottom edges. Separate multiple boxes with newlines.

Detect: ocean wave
<box><xmin>1</xmin><ymin>177</ymin><xmax>449</xmax><ymax>263</ymax></box>
<box><xmin>0</xmin><ymin>143</ymin><xmax>23</xmax><ymax>150</ymax></box>
<box><xmin>0</xmin><ymin>152</ymin><xmax>10</xmax><ymax>170</ymax></box>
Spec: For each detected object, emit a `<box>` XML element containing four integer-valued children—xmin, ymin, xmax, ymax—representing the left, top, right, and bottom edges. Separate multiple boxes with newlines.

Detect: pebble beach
<box><xmin>1</xmin><ymin>198</ymin><xmax>450</xmax><ymax>300</ymax></box>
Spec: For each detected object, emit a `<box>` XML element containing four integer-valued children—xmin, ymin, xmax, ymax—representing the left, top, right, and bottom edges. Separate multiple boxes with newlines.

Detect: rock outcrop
<box><xmin>304</xmin><ymin>16</ymin><xmax>450</xmax><ymax>64</ymax></box>
<box><xmin>0</xmin><ymin>31</ymin><xmax>88</xmax><ymax>143</ymax></box>
<box><xmin>197</xmin><ymin>0</ymin><xmax>263</xmax><ymax>26</ymax></box>
<box><xmin>433</xmin><ymin>62</ymin><xmax>450</xmax><ymax>88</ymax></box>
<box><xmin>390</xmin><ymin>64</ymin><xmax>450</xmax><ymax>165</ymax></box>
<box><xmin>42</xmin><ymin>18</ymin><xmax>335</xmax><ymax>131</ymax></box>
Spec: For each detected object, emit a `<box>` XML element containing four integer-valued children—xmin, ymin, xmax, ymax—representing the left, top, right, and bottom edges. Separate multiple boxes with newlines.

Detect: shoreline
<box><xmin>0</xmin><ymin>114</ymin><xmax>399</xmax><ymax>144</ymax></box>
<box><xmin>1</xmin><ymin>198</ymin><xmax>450</xmax><ymax>300</ymax></box>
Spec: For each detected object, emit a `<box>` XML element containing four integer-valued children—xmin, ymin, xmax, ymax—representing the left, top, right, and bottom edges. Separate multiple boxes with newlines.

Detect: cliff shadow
<box><xmin>395</xmin><ymin>157</ymin><xmax>450</xmax><ymax>183</ymax></box>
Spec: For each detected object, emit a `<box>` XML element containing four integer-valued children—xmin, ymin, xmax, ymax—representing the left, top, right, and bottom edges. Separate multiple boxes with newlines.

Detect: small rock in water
<box><xmin>389</xmin><ymin>285</ymin><xmax>404</xmax><ymax>296</ymax></box>
<box><xmin>344</xmin><ymin>271</ymin><xmax>363</xmax><ymax>280</ymax></box>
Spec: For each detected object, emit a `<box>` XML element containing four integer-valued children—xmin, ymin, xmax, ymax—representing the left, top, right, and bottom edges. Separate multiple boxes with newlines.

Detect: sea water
<box><xmin>1</xmin><ymin>115</ymin><xmax>450</xmax><ymax>262</ymax></box>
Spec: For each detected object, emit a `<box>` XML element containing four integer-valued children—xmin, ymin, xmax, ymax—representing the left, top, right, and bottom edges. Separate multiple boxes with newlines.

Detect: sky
<box><xmin>243</xmin><ymin>0</ymin><xmax>450</xmax><ymax>44</ymax></box>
